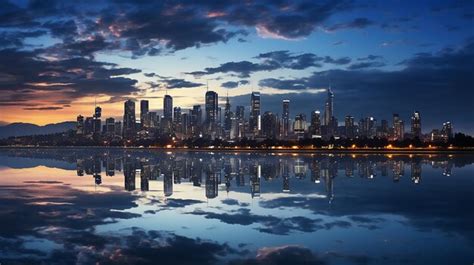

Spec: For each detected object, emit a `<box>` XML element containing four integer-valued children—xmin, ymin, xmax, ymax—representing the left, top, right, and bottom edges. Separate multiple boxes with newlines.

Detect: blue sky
<box><xmin>0</xmin><ymin>0</ymin><xmax>473</xmax><ymax>132</ymax></box>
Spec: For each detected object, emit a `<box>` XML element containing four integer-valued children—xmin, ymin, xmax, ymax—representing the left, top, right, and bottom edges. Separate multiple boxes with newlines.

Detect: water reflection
<box><xmin>0</xmin><ymin>148</ymin><xmax>473</xmax><ymax>265</ymax></box>
<box><xmin>71</xmin><ymin>151</ymin><xmax>459</xmax><ymax>201</ymax></box>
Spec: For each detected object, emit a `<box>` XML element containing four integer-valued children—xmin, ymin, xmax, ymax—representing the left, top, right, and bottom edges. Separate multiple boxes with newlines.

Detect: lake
<box><xmin>0</xmin><ymin>148</ymin><xmax>473</xmax><ymax>265</ymax></box>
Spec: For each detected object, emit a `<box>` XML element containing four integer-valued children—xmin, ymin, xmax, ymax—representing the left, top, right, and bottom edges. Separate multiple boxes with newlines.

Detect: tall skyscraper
<box><xmin>293</xmin><ymin>113</ymin><xmax>306</xmax><ymax>139</ymax></box>
<box><xmin>94</xmin><ymin>106</ymin><xmax>102</xmax><ymax>119</ymax></box>
<box><xmin>163</xmin><ymin>95</ymin><xmax>173</xmax><ymax>120</ymax></box>
<box><xmin>191</xmin><ymin>105</ymin><xmax>202</xmax><ymax>135</ymax></box>
<box><xmin>76</xmin><ymin>115</ymin><xmax>84</xmax><ymax>135</ymax></box>
<box><xmin>310</xmin><ymin>110</ymin><xmax>321</xmax><ymax>137</ymax></box>
<box><xmin>442</xmin><ymin>121</ymin><xmax>453</xmax><ymax>139</ymax></box>
<box><xmin>105</xmin><ymin>118</ymin><xmax>115</xmax><ymax>135</ymax></box>
<box><xmin>393</xmin><ymin>114</ymin><xmax>404</xmax><ymax>140</ymax></box>
<box><xmin>282</xmin><ymin>99</ymin><xmax>290</xmax><ymax>138</ymax></box>
<box><xmin>123</xmin><ymin>99</ymin><xmax>136</xmax><ymax>138</ymax></box>
<box><xmin>224</xmin><ymin>95</ymin><xmax>232</xmax><ymax>132</ymax></box>
<box><xmin>249</xmin><ymin>92</ymin><xmax>261</xmax><ymax>134</ymax></box>
<box><xmin>324</xmin><ymin>87</ymin><xmax>334</xmax><ymax>126</ymax></box>
<box><xmin>262</xmin><ymin>111</ymin><xmax>278</xmax><ymax>139</ymax></box>
<box><xmin>235</xmin><ymin>106</ymin><xmax>244</xmax><ymax>121</ymax></box>
<box><xmin>205</xmin><ymin>91</ymin><xmax>218</xmax><ymax>125</ymax></box>
<box><xmin>411</xmin><ymin>111</ymin><xmax>422</xmax><ymax>138</ymax></box>
<box><xmin>140</xmin><ymin>100</ymin><xmax>149</xmax><ymax>129</ymax></box>
<box><xmin>344</xmin><ymin>115</ymin><xmax>355</xmax><ymax>138</ymax></box>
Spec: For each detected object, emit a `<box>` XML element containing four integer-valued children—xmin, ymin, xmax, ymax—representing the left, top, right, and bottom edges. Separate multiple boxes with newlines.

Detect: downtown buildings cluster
<box><xmin>75</xmin><ymin>88</ymin><xmax>454</xmax><ymax>144</ymax></box>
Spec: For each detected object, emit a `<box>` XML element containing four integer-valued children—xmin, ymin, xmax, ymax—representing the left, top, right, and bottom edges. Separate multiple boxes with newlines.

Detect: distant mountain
<box><xmin>0</xmin><ymin>122</ymin><xmax>76</xmax><ymax>139</ymax></box>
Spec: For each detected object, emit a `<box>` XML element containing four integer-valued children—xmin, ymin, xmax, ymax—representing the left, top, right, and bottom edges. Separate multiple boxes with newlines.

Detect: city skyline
<box><xmin>73</xmin><ymin>88</ymin><xmax>458</xmax><ymax>144</ymax></box>
<box><xmin>0</xmin><ymin>1</ymin><xmax>473</xmax><ymax>133</ymax></box>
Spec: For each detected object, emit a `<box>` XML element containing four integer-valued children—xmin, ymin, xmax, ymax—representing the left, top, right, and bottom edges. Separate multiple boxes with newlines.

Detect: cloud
<box><xmin>23</xmin><ymin>106</ymin><xmax>64</xmax><ymax>111</ymax></box>
<box><xmin>347</xmin><ymin>61</ymin><xmax>385</xmax><ymax>70</ymax></box>
<box><xmin>0</xmin><ymin>30</ymin><xmax>47</xmax><ymax>48</ymax></box>
<box><xmin>0</xmin><ymin>48</ymin><xmax>141</xmax><ymax>107</ymax></box>
<box><xmin>188</xmin><ymin>50</ymin><xmax>351</xmax><ymax>78</ymax></box>
<box><xmin>151</xmin><ymin>77</ymin><xmax>204</xmax><ymax>90</ymax></box>
<box><xmin>229</xmin><ymin>245</ymin><xmax>326</xmax><ymax>265</ymax></box>
<box><xmin>188</xmin><ymin>208</ymin><xmax>330</xmax><ymax>235</ymax></box>
<box><xmin>221</xmin><ymin>80</ymin><xmax>249</xmax><ymax>88</ymax></box>
<box><xmin>325</xmin><ymin>17</ymin><xmax>374</xmax><ymax>31</ymax></box>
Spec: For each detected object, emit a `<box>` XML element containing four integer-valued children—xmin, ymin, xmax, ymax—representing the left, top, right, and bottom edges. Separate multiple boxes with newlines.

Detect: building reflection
<box><xmin>65</xmin><ymin>152</ymin><xmax>461</xmax><ymax>202</ymax></box>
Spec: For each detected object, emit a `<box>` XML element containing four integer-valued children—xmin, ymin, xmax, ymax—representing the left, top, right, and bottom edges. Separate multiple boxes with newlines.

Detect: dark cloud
<box><xmin>347</xmin><ymin>61</ymin><xmax>385</xmax><ymax>70</ymax></box>
<box><xmin>357</xmin><ymin>55</ymin><xmax>382</xmax><ymax>61</ymax></box>
<box><xmin>221</xmin><ymin>80</ymin><xmax>249</xmax><ymax>88</ymax></box>
<box><xmin>325</xmin><ymin>17</ymin><xmax>374</xmax><ymax>31</ymax></box>
<box><xmin>0</xmin><ymin>48</ymin><xmax>141</xmax><ymax>106</ymax></box>
<box><xmin>0</xmin><ymin>30</ymin><xmax>47</xmax><ymax>48</ymax></box>
<box><xmin>230</xmin><ymin>245</ymin><xmax>326</xmax><ymax>265</ymax></box>
<box><xmin>158</xmin><ymin>78</ymin><xmax>204</xmax><ymax>89</ymax></box>
<box><xmin>259</xmin><ymin>78</ymin><xmax>309</xmax><ymax>90</ymax></box>
<box><xmin>23</xmin><ymin>106</ymin><xmax>64</xmax><ymax>111</ymax></box>
<box><xmin>42</xmin><ymin>19</ymin><xmax>77</xmax><ymax>40</ymax></box>
<box><xmin>188</xmin><ymin>51</ymin><xmax>350</xmax><ymax>78</ymax></box>
<box><xmin>188</xmin><ymin>208</ymin><xmax>344</xmax><ymax>235</ymax></box>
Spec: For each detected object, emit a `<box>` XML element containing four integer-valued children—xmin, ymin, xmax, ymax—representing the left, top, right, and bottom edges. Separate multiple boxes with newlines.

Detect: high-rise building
<box><xmin>282</xmin><ymin>99</ymin><xmax>290</xmax><ymax>138</ymax></box>
<box><xmin>411</xmin><ymin>111</ymin><xmax>422</xmax><ymax>139</ymax></box>
<box><xmin>249</xmin><ymin>92</ymin><xmax>261</xmax><ymax>134</ymax></box>
<box><xmin>123</xmin><ymin>99</ymin><xmax>136</xmax><ymax>138</ymax></box>
<box><xmin>114</xmin><ymin>121</ymin><xmax>122</xmax><ymax>136</ymax></box>
<box><xmin>310</xmin><ymin>110</ymin><xmax>321</xmax><ymax>137</ymax></box>
<box><xmin>393</xmin><ymin>114</ymin><xmax>404</xmax><ymax>141</ymax></box>
<box><xmin>191</xmin><ymin>105</ymin><xmax>202</xmax><ymax>135</ymax></box>
<box><xmin>366</xmin><ymin>117</ymin><xmax>377</xmax><ymax>138</ymax></box>
<box><xmin>224</xmin><ymin>96</ymin><xmax>232</xmax><ymax>132</ymax></box>
<box><xmin>94</xmin><ymin>106</ymin><xmax>102</xmax><ymax>119</ymax></box>
<box><xmin>262</xmin><ymin>111</ymin><xmax>278</xmax><ymax>139</ymax></box>
<box><xmin>344</xmin><ymin>115</ymin><xmax>355</xmax><ymax>138</ymax></box>
<box><xmin>140</xmin><ymin>100</ymin><xmax>149</xmax><ymax>129</ymax></box>
<box><xmin>163</xmin><ymin>95</ymin><xmax>173</xmax><ymax>120</ymax></box>
<box><xmin>76</xmin><ymin>115</ymin><xmax>84</xmax><ymax>135</ymax></box>
<box><xmin>442</xmin><ymin>121</ymin><xmax>453</xmax><ymax>140</ymax></box>
<box><xmin>105</xmin><ymin>117</ymin><xmax>115</xmax><ymax>134</ymax></box>
<box><xmin>205</xmin><ymin>91</ymin><xmax>218</xmax><ymax>125</ymax></box>
<box><xmin>293</xmin><ymin>113</ymin><xmax>306</xmax><ymax>139</ymax></box>
<box><xmin>173</xmin><ymin>107</ymin><xmax>182</xmax><ymax>133</ymax></box>
<box><xmin>235</xmin><ymin>106</ymin><xmax>244</xmax><ymax>121</ymax></box>
<box><xmin>324</xmin><ymin>87</ymin><xmax>334</xmax><ymax>126</ymax></box>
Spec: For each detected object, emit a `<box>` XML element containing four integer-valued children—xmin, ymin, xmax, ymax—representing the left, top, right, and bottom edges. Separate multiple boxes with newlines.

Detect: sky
<box><xmin>0</xmin><ymin>0</ymin><xmax>473</xmax><ymax>133</ymax></box>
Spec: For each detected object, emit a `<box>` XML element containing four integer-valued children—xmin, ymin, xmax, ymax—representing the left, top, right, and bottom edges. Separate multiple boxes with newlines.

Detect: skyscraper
<box><xmin>411</xmin><ymin>111</ymin><xmax>422</xmax><ymax>139</ymax></box>
<box><xmin>224</xmin><ymin>95</ymin><xmax>232</xmax><ymax>133</ymax></box>
<box><xmin>324</xmin><ymin>87</ymin><xmax>334</xmax><ymax>126</ymax></box>
<box><xmin>123</xmin><ymin>99</ymin><xmax>136</xmax><ymax>138</ymax></box>
<box><xmin>76</xmin><ymin>115</ymin><xmax>84</xmax><ymax>135</ymax></box>
<box><xmin>310</xmin><ymin>110</ymin><xmax>321</xmax><ymax>137</ymax></box>
<box><xmin>205</xmin><ymin>91</ymin><xmax>218</xmax><ymax>125</ymax></box>
<box><xmin>190</xmin><ymin>105</ymin><xmax>202</xmax><ymax>136</ymax></box>
<box><xmin>163</xmin><ymin>95</ymin><xmax>173</xmax><ymax>120</ymax></box>
<box><xmin>262</xmin><ymin>111</ymin><xmax>278</xmax><ymax>139</ymax></box>
<box><xmin>393</xmin><ymin>114</ymin><xmax>404</xmax><ymax>141</ymax></box>
<box><xmin>140</xmin><ymin>100</ymin><xmax>149</xmax><ymax>129</ymax></box>
<box><xmin>282</xmin><ymin>99</ymin><xmax>290</xmax><ymax>138</ymax></box>
<box><xmin>344</xmin><ymin>115</ymin><xmax>354</xmax><ymax>138</ymax></box>
<box><xmin>293</xmin><ymin>113</ymin><xmax>306</xmax><ymax>139</ymax></box>
<box><xmin>442</xmin><ymin>121</ymin><xmax>453</xmax><ymax>140</ymax></box>
<box><xmin>249</xmin><ymin>92</ymin><xmax>261</xmax><ymax>134</ymax></box>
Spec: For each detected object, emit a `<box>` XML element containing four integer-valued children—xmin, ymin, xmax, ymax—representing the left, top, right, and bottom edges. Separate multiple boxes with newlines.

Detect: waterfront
<box><xmin>0</xmin><ymin>148</ymin><xmax>473</xmax><ymax>264</ymax></box>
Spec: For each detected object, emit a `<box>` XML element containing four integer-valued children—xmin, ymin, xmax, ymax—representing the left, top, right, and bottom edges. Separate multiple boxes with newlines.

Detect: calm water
<box><xmin>0</xmin><ymin>148</ymin><xmax>473</xmax><ymax>265</ymax></box>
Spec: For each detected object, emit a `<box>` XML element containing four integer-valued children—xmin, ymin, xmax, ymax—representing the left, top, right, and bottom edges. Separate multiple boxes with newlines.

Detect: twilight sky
<box><xmin>0</xmin><ymin>0</ymin><xmax>473</xmax><ymax>133</ymax></box>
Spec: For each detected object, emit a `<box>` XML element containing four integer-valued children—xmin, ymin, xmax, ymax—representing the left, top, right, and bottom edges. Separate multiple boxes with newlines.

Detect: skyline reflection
<box><xmin>0</xmin><ymin>148</ymin><xmax>473</xmax><ymax>265</ymax></box>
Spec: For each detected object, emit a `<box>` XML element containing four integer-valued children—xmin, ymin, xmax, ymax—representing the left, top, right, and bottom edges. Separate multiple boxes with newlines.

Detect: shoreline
<box><xmin>1</xmin><ymin>146</ymin><xmax>473</xmax><ymax>154</ymax></box>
